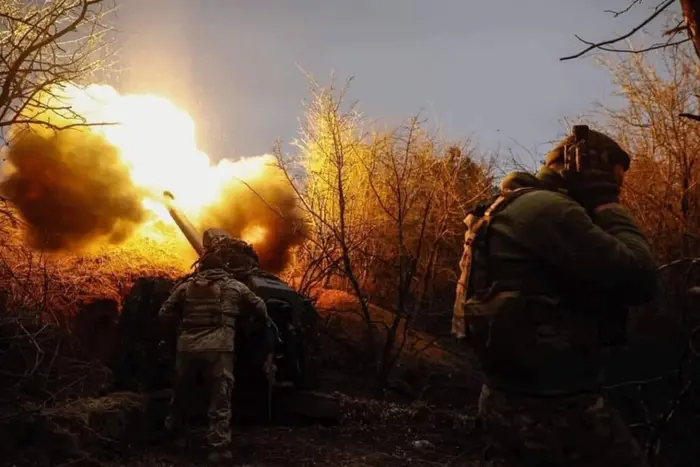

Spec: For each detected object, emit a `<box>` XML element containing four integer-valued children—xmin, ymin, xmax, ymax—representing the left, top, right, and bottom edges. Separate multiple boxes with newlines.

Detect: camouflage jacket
<box><xmin>158</xmin><ymin>268</ymin><xmax>268</xmax><ymax>353</ymax></box>
<box><xmin>456</xmin><ymin>169</ymin><xmax>656</xmax><ymax>395</ymax></box>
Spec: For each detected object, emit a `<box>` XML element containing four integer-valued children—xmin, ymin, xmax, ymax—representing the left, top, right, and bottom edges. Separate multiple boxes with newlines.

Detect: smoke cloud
<box><xmin>0</xmin><ymin>84</ymin><xmax>308</xmax><ymax>273</ymax></box>
<box><xmin>0</xmin><ymin>125</ymin><xmax>147</xmax><ymax>251</ymax></box>
<box><xmin>196</xmin><ymin>155</ymin><xmax>309</xmax><ymax>274</ymax></box>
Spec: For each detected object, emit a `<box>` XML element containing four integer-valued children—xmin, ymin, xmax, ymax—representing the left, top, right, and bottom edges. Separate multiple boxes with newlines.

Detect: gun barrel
<box><xmin>163</xmin><ymin>191</ymin><xmax>205</xmax><ymax>256</ymax></box>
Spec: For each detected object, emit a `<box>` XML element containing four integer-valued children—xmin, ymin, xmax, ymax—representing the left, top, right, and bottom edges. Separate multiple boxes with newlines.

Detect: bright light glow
<box><xmin>55</xmin><ymin>83</ymin><xmax>270</xmax><ymax>220</ymax></box>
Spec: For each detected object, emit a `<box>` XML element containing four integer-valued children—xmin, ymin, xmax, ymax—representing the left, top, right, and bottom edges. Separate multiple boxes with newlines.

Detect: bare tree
<box><xmin>276</xmin><ymin>76</ymin><xmax>379</xmax><ymax>358</ymax></box>
<box><xmin>596</xmin><ymin>46</ymin><xmax>700</xmax><ymax>260</ymax></box>
<box><xmin>277</xmin><ymin>77</ymin><xmax>494</xmax><ymax>387</ymax></box>
<box><xmin>560</xmin><ymin>1</ymin><xmax>686</xmax><ymax>61</ymax></box>
<box><xmin>360</xmin><ymin>118</ymin><xmax>439</xmax><ymax>384</ymax></box>
<box><xmin>0</xmin><ymin>0</ymin><xmax>115</xmax><ymax>136</ymax></box>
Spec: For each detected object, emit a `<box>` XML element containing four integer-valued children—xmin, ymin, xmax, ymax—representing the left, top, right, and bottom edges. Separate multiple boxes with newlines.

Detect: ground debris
<box><xmin>108</xmin><ymin>419</ymin><xmax>485</xmax><ymax>467</ymax></box>
<box><xmin>338</xmin><ymin>393</ymin><xmax>477</xmax><ymax>431</ymax></box>
<box><xmin>43</xmin><ymin>392</ymin><xmax>149</xmax><ymax>444</ymax></box>
<box><xmin>4</xmin><ymin>391</ymin><xmax>479</xmax><ymax>466</ymax></box>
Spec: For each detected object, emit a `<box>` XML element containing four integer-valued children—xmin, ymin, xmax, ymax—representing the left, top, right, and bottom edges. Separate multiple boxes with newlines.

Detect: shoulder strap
<box><xmin>466</xmin><ymin>186</ymin><xmax>539</xmax><ymax>247</ymax></box>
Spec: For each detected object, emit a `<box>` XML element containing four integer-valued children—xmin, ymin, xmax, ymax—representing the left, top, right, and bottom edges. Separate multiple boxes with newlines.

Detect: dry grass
<box><xmin>0</xmin><ymin>209</ymin><xmax>193</xmax><ymax>323</ymax></box>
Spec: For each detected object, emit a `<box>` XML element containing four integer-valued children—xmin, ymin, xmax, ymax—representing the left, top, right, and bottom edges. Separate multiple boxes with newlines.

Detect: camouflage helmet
<box><xmin>545</xmin><ymin>128</ymin><xmax>631</xmax><ymax>171</ymax></box>
<box><xmin>201</xmin><ymin>228</ymin><xmax>260</xmax><ymax>270</ymax></box>
<box><xmin>203</xmin><ymin>228</ymin><xmax>231</xmax><ymax>250</ymax></box>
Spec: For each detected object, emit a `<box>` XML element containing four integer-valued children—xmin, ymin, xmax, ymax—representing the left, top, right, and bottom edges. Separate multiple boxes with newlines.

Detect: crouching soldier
<box><xmin>158</xmin><ymin>252</ymin><xmax>270</xmax><ymax>463</ymax></box>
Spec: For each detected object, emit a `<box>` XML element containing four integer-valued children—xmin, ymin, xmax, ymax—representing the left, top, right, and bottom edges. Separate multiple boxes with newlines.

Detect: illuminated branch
<box><xmin>0</xmin><ymin>0</ymin><xmax>116</xmax><ymax>135</ymax></box>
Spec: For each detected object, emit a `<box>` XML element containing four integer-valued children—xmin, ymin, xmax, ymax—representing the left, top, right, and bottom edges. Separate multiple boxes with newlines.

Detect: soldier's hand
<box><xmin>564</xmin><ymin>169</ymin><xmax>620</xmax><ymax>211</ymax></box>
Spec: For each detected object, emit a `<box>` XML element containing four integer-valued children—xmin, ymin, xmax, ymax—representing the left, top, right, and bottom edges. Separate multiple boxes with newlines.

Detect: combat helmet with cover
<box><xmin>202</xmin><ymin>228</ymin><xmax>261</xmax><ymax>274</ymax></box>
<box><xmin>544</xmin><ymin>127</ymin><xmax>631</xmax><ymax>172</ymax></box>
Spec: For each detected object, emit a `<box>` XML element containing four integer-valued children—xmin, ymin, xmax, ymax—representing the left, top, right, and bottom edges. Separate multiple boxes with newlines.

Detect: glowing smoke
<box><xmin>0</xmin><ymin>96</ymin><xmax>147</xmax><ymax>250</ymax></box>
<box><xmin>196</xmin><ymin>154</ymin><xmax>309</xmax><ymax>273</ymax></box>
<box><xmin>0</xmin><ymin>83</ymin><xmax>308</xmax><ymax>272</ymax></box>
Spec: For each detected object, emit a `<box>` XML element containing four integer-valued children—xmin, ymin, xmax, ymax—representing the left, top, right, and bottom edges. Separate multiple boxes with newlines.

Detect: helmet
<box><xmin>201</xmin><ymin>228</ymin><xmax>260</xmax><ymax>271</ymax></box>
<box><xmin>545</xmin><ymin>128</ymin><xmax>631</xmax><ymax>171</ymax></box>
<box><xmin>203</xmin><ymin>228</ymin><xmax>231</xmax><ymax>250</ymax></box>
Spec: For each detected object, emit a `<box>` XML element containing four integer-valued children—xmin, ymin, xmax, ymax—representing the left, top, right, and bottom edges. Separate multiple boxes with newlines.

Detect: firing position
<box><xmin>158</xmin><ymin>252</ymin><xmax>270</xmax><ymax>463</ymax></box>
<box><xmin>453</xmin><ymin>126</ymin><xmax>657</xmax><ymax>466</ymax></box>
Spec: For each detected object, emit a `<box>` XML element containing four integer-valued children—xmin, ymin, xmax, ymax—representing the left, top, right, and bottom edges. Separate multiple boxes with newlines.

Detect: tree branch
<box><xmin>0</xmin><ymin>0</ymin><xmax>93</xmax><ymax>108</ymax></box>
<box><xmin>560</xmin><ymin>0</ymin><xmax>676</xmax><ymax>61</ymax></box>
<box><xmin>679</xmin><ymin>112</ymin><xmax>700</xmax><ymax>121</ymax></box>
<box><xmin>579</xmin><ymin>38</ymin><xmax>689</xmax><ymax>55</ymax></box>
<box><xmin>604</xmin><ymin>0</ymin><xmax>643</xmax><ymax>18</ymax></box>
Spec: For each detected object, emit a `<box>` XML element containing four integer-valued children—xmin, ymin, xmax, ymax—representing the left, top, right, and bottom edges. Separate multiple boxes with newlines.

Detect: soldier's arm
<box><xmin>221</xmin><ymin>279</ymin><xmax>268</xmax><ymax>318</ymax></box>
<box><xmin>158</xmin><ymin>283</ymin><xmax>186</xmax><ymax>321</ymax></box>
<box><xmin>237</xmin><ymin>282</ymin><xmax>269</xmax><ymax>317</ymax></box>
<box><xmin>514</xmin><ymin>191</ymin><xmax>656</xmax><ymax>304</ymax></box>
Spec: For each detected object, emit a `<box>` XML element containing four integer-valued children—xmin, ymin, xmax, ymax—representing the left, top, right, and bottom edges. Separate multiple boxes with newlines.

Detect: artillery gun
<box><xmin>111</xmin><ymin>192</ymin><xmax>337</xmax><ymax>425</ymax></box>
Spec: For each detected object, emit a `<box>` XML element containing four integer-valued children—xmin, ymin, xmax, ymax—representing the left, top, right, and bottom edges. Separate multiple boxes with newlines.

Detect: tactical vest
<box><xmin>452</xmin><ymin>187</ymin><xmax>539</xmax><ymax>338</ymax></box>
<box><xmin>181</xmin><ymin>276</ymin><xmax>236</xmax><ymax>330</ymax></box>
<box><xmin>453</xmin><ymin>185</ymin><xmax>620</xmax><ymax>395</ymax></box>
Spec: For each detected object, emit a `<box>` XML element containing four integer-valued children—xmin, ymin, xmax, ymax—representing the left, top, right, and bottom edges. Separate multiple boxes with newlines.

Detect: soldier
<box><xmin>158</xmin><ymin>252</ymin><xmax>271</xmax><ymax>463</ymax></box>
<box><xmin>453</xmin><ymin>127</ymin><xmax>657</xmax><ymax>466</ymax></box>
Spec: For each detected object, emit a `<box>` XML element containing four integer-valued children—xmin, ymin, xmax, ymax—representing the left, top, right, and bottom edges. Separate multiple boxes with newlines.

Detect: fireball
<box><xmin>47</xmin><ymin>83</ymin><xmax>267</xmax><ymax>220</ymax></box>
<box><xmin>0</xmin><ymin>83</ymin><xmax>307</xmax><ymax>274</ymax></box>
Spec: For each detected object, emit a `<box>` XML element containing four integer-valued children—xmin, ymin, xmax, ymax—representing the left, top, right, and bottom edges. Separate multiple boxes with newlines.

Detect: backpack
<box><xmin>452</xmin><ymin>187</ymin><xmax>541</xmax><ymax>338</ymax></box>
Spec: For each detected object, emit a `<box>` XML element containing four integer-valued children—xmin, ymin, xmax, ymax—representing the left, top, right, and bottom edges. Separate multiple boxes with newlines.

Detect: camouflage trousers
<box><xmin>478</xmin><ymin>384</ymin><xmax>649</xmax><ymax>467</ymax></box>
<box><xmin>167</xmin><ymin>350</ymin><xmax>234</xmax><ymax>449</ymax></box>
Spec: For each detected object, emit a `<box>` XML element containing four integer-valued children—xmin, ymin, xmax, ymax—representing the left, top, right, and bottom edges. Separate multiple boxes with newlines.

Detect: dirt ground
<box><xmin>104</xmin><ymin>417</ymin><xmax>486</xmax><ymax>467</ymax></box>
<box><xmin>1</xmin><ymin>387</ymin><xmax>487</xmax><ymax>467</ymax></box>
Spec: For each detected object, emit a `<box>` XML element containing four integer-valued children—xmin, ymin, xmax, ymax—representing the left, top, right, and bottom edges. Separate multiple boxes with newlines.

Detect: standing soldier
<box><xmin>159</xmin><ymin>252</ymin><xmax>270</xmax><ymax>464</ymax></box>
<box><xmin>453</xmin><ymin>126</ymin><xmax>656</xmax><ymax>466</ymax></box>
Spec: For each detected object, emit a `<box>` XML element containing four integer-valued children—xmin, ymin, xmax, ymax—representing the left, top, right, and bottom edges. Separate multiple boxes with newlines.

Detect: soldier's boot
<box><xmin>207</xmin><ymin>449</ymin><xmax>233</xmax><ymax>464</ymax></box>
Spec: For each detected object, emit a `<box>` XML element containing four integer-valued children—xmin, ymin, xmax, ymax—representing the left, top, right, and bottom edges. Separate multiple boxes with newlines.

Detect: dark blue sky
<box><xmin>108</xmin><ymin>0</ymin><xmax>675</xmax><ymax>162</ymax></box>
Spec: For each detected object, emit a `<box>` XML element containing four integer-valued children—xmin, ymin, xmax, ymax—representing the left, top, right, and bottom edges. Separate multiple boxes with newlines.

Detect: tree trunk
<box><xmin>681</xmin><ymin>0</ymin><xmax>700</xmax><ymax>62</ymax></box>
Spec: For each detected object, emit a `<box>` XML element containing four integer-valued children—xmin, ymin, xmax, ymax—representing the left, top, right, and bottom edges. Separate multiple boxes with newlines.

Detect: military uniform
<box><xmin>454</xmin><ymin>130</ymin><xmax>656</xmax><ymax>466</ymax></box>
<box><xmin>158</xmin><ymin>267</ymin><xmax>268</xmax><ymax>455</ymax></box>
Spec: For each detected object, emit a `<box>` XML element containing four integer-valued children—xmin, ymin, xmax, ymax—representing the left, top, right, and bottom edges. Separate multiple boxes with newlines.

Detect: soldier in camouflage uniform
<box><xmin>159</xmin><ymin>253</ymin><xmax>270</xmax><ymax>463</ymax></box>
<box><xmin>453</xmin><ymin>127</ymin><xmax>657</xmax><ymax>466</ymax></box>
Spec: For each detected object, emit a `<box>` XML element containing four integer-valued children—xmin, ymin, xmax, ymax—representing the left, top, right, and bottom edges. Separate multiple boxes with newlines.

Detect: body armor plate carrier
<box><xmin>182</xmin><ymin>276</ymin><xmax>236</xmax><ymax>330</ymax></box>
